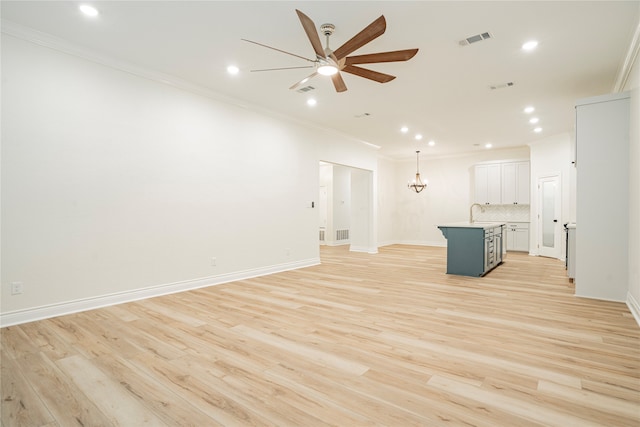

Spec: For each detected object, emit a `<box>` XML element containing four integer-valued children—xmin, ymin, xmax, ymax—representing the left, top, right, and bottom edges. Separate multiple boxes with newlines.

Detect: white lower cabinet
<box><xmin>506</xmin><ymin>222</ymin><xmax>529</xmax><ymax>252</ymax></box>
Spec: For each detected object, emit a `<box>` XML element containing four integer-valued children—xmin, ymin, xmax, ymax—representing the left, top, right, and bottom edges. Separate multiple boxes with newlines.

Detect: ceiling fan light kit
<box><xmin>317</xmin><ymin>61</ymin><xmax>338</xmax><ymax>76</ymax></box>
<box><xmin>243</xmin><ymin>9</ymin><xmax>418</xmax><ymax>92</ymax></box>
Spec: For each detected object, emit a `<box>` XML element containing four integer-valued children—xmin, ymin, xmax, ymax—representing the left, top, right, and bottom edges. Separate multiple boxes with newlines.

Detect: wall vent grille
<box><xmin>489</xmin><ymin>81</ymin><xmax>515</xmax><ymax>90</ymax></box>
<box><xmin>319</xmin><ymin>229</ymin><xmax>325</xmax><ymax>242</ymax></box>
<box><xmin>459</xmin><ymin>32</ymin><xmax>492</xmax><ymax>46</ymax></box>
<box><xmin>336</xmin><ymin>229</ymin><xmax>349</xmax><ymax>241</ymax></box>
<box><xmin>296</xmin><ymin>86</ymin><xmax>316</xmax><ymax>93</ymax></box>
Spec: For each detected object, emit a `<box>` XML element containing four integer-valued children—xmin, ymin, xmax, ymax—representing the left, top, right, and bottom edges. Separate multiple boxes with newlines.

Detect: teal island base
<box><xmin>437</xmin><ymin>222</ymin><xmax>505</xmax><ymax>277</ymax></box>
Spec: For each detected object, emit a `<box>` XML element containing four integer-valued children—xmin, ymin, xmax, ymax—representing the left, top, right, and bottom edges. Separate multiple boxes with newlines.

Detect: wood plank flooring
<box><xmin>2</xmin><ymin>245</ymin><xmax>639</xmax><ymax>426</ymax></box>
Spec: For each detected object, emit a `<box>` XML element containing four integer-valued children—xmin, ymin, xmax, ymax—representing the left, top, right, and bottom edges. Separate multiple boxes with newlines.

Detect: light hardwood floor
<box><xmin>2</xmin><ymin>245</ymin><xmax>639</xmax><ymax>426</ymax></box>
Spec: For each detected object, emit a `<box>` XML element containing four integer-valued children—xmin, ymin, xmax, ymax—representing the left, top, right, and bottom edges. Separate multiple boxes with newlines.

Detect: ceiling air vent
<box><xmin>296</xmin><ymin>86</ymin><xmax>316</xmax><ymax>93</ymax></box>
<box><xmin>459</xmin><ymin>32</ymin><xmax>492</xmax><ymax>46</ymax></box>
<box><xmin>489</xmin><ymin>81</ymin><xmax>515</xmax><ymax>90</ymax></box>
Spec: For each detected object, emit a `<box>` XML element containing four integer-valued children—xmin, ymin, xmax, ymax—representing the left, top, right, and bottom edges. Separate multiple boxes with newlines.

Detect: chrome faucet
<box><xmin>469</xmin><ymin>203</ymin><xmax>483</xmax><ymax>223</ymax></box>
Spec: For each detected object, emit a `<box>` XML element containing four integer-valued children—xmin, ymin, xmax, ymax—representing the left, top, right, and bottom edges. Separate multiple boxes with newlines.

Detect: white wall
<box><xmin>318</xmin><ymin>163</ymin><xmax>352</xmax><ymax>246</ymax></box>
<box><xmin>624</xmin><ymin>60</ymin><xmax>639</xmax><ymax>318</ymax></box>
<box><xmin>1</xmin><ymin>35</ymin><xmax>378</xmax><ymax>324</ymax></box>
<box><xmin>575</xmin><ymin>93</ymin><xmax>630</xmax><ymax>302</ymax></box>
<box><xmin>318</xmin><ymin>162</ymin><xmax>332</xmax><ymax>235</ymax></box>
<box><xmin>350</xmin><ymin>168</ymin><xmax>376</xmax><ymax>253</ymax></box>
<box><xmin>392</xmin><ymin>147</ymin><xmax>530</xmax><ymax>247</ymax></box>
<box><xmin>528</xmin><ymin>133</ymin><xmax>575</xmax><ymax>257</ymax></box>
<box><xmin>376</xmin><ymin>156</ymin><xmax>397</xmax><ymax>247</ymax></box>
<box><xmin>376</xmin><ymin>157</ymin><xmax>398</xmax><ymax>246</ymax></box>
<box><xmin>332</xmin><ymin>165</ymin><xmax>351</xmax><ymax>241</ymax></box>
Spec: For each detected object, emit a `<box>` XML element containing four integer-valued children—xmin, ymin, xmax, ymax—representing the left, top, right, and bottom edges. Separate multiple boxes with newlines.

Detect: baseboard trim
<box><xmin>376</xmin><ymin>241</ymin><xmax>446</xmax><ymax>248</ymax></box>
<box><xmin>1</xmin><ymin>258</ymin><xmax>320</xmax><ymax>327</ymax></box>
<box><xmin>326</xmin><ymin>241</ymin><xmax>350</xmax><ymax>247</ymax></box>
<box><xmin>573</xmin><ymin>293</ymin><xmax>626</xmax><ymax>304</ymax></box>
<box><xmin>627</xmin><ymin>292</ymin><xmax>640</xmax><ymax>328</ymax></box>
<box><xmin>349</xmin><ymin>245</ymin><xmax>378</xmax><ymax>254</ymax></box>
<box><xmin>396</xmin><ymin>240</ymin><xmax>447</xmax><ymax>247</ymax></box>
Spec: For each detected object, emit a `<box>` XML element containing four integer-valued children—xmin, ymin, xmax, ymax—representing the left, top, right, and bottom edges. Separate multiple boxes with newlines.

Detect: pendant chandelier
<box><xmin>408</xmin><ymin>150</ymin><xmax>427</xmax><ymax>193</ymax></box>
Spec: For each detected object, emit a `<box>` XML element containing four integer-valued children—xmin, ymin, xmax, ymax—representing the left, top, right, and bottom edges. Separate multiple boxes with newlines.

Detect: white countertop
<box><xmin>437</xmin><ymin>222</ymin><xmax>506</xmax><ymax>229</ymax></box>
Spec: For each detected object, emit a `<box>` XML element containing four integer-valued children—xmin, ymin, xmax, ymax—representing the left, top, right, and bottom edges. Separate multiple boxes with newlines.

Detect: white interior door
<box><xmin>538</xmin><ymin>175</ymin><xmax>562</xmax><ymax>258</ymax></box>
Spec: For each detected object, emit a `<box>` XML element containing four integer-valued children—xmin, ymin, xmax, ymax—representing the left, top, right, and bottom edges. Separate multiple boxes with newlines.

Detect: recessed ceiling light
<box><xmin>226</xmin><ymin>65</ymin><xmax>239</xmax><ymax>75</ymax></box>
<box><xmin>533</xmin><ymin>127</ymin><xmax>543</xmax><ymax>133</ymax></box>
<box><xmin>524</xmin><ymin>106</ymin><xmax>535</xmax><ymax>114</ymax></box>
<box><xmin>428</xmin><ymin>140</ymin><xmax>435</xmax><ymax>147</ymax></box>
<box><xmin>522</xmin><ymin>40</ymin><xmax>538</xmax><ymax>51</ymax></box>
<box><xmin>485</xmin><ymin>143</ymin><xmax>493</xmax><ymax>149</ymax></box>
<box><xmin>400</xmin><ymin>126</ymin><xmax>409</xmax><ymax>133</ymax></box>
<box><xmin>529</xmin><ymin>117</ymin><xmax>539</xmax><ymax>124</ymax></box>
<box><xmin>306</xmin><ymin>98</ymin><xmax>317</xmax><ymax>107</ymax></box>
<box><xmin>415</xmin><ymin>134</ymin><xmax>423</xmax><ymax>140</ymax></box>
<box><xmin>79</xmin><ymin>4</ymin><xmax>99</xmax><ymax>17</ymax></box>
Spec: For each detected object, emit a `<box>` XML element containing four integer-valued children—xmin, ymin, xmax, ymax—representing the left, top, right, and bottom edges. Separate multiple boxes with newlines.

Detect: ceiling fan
<box><xmin>242</xmin><ymin>9</ymin><xmax>419</xmax><ymax>93</ymax></box>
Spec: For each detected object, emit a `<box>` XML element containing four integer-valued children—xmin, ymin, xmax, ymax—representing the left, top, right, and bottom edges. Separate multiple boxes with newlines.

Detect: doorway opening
<box><xmin>318</xmin><ymin>161</ymin><xmax>375</xmax><ymax>253</ymax></box>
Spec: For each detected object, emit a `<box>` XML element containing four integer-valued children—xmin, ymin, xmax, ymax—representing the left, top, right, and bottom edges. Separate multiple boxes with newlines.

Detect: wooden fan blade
<box><xmin>296</xmin><ymin>10</ymin><xmax>326</xmax><ymax>59</ymax></box>
<box><xmin>341</xmin><ymin>64</ymin><xmax>396</xmax><ymax>83</ymax></box>
<box><xmin>241</xmin><ymin>39</ymin><xmax>316</xmax><ymax>63</ymax></box>
<box><xmin>289</xmin><ymin>72</ymin><xmax>318</xmax><ymax>90</ymax></box>
<box><xmin>333</xmin><ymin>15</ymin><xmax>386</xmax><ymax>60</ymax></box>
<box><xmin>251</xmin><ymin>65</ymin><xmax>315</xmax><ymax>72</ymax></box>
<box><xmin>331</xmin><ymin>73</ymin><xmax>348</xmax><ymax>92</ymax></box>
<box><xmin>345</xmin><ymin>49</ymin><xmax>419</xmax><ymax>65</ymax></box>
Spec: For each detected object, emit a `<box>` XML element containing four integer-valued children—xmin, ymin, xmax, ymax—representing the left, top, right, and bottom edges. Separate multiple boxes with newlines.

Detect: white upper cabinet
<box><xmin>474</xmin><ymin>164</ymin><xmax>502</xmax><ymax>204</ymax></box>
<box><xmin>501</xmin><ymin>161</ymin><xmax>530</xmax><ymax>204</ymax></box>
<box><xmin>474</xmin><ymin>161</ymin><xmax>530</xmax><ymax>205</ymax></box>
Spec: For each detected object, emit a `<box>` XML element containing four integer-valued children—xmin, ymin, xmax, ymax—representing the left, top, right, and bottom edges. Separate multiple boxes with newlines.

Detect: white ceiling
<box><xmin>2</xmin><ymin>1</ymin><xmax>638</xmax><ymax>159</ymax></box>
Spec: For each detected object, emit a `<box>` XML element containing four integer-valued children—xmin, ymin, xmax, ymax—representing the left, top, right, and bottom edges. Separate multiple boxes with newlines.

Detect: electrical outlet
<box><xmin>285</xmin><ymin>248</ymin><xmax>291</xmax><ymax>257</ymax></box>
<box><xmin>11</xmin><ymin>282</ymin><xmax>23</xmax><ymax>295</ymax></box>
<box><xmin>211</xmin><ymin>257</ymin><xmax>217</xmax><ymax>266</ymax></box>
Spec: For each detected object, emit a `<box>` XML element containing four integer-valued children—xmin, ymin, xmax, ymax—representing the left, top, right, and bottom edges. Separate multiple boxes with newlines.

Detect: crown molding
<box><xmin>614</xmin><ymin>20</ymin><xmax>640</xmax><ymax>92</ymax></box>
<box><xmin>1</xmin><ymin>19</ymin><xmax>379</xmax><ymax>153</ymax></box>
<box><xmin>1</xmin><ymin>19</ymin><xmax>246</xmax><ymax>107</ymax></box>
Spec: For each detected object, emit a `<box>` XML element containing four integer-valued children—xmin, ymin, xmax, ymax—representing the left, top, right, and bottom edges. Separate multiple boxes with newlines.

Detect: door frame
<box><xmin>537</xmin><ymin>174</ymin><xmax>562</xmax><ymax>259</ymax></box>
<box><xmin>318</xmin><ymin>161</ymin><xmax>376</xmax><ymax>253</ymax></box>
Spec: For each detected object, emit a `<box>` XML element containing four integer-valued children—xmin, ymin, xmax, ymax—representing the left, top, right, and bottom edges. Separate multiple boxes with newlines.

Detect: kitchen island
<box><xmin>437</xmin><ymin>222</ymin><xmax>505</xmax><ymax>277</ymax></box>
